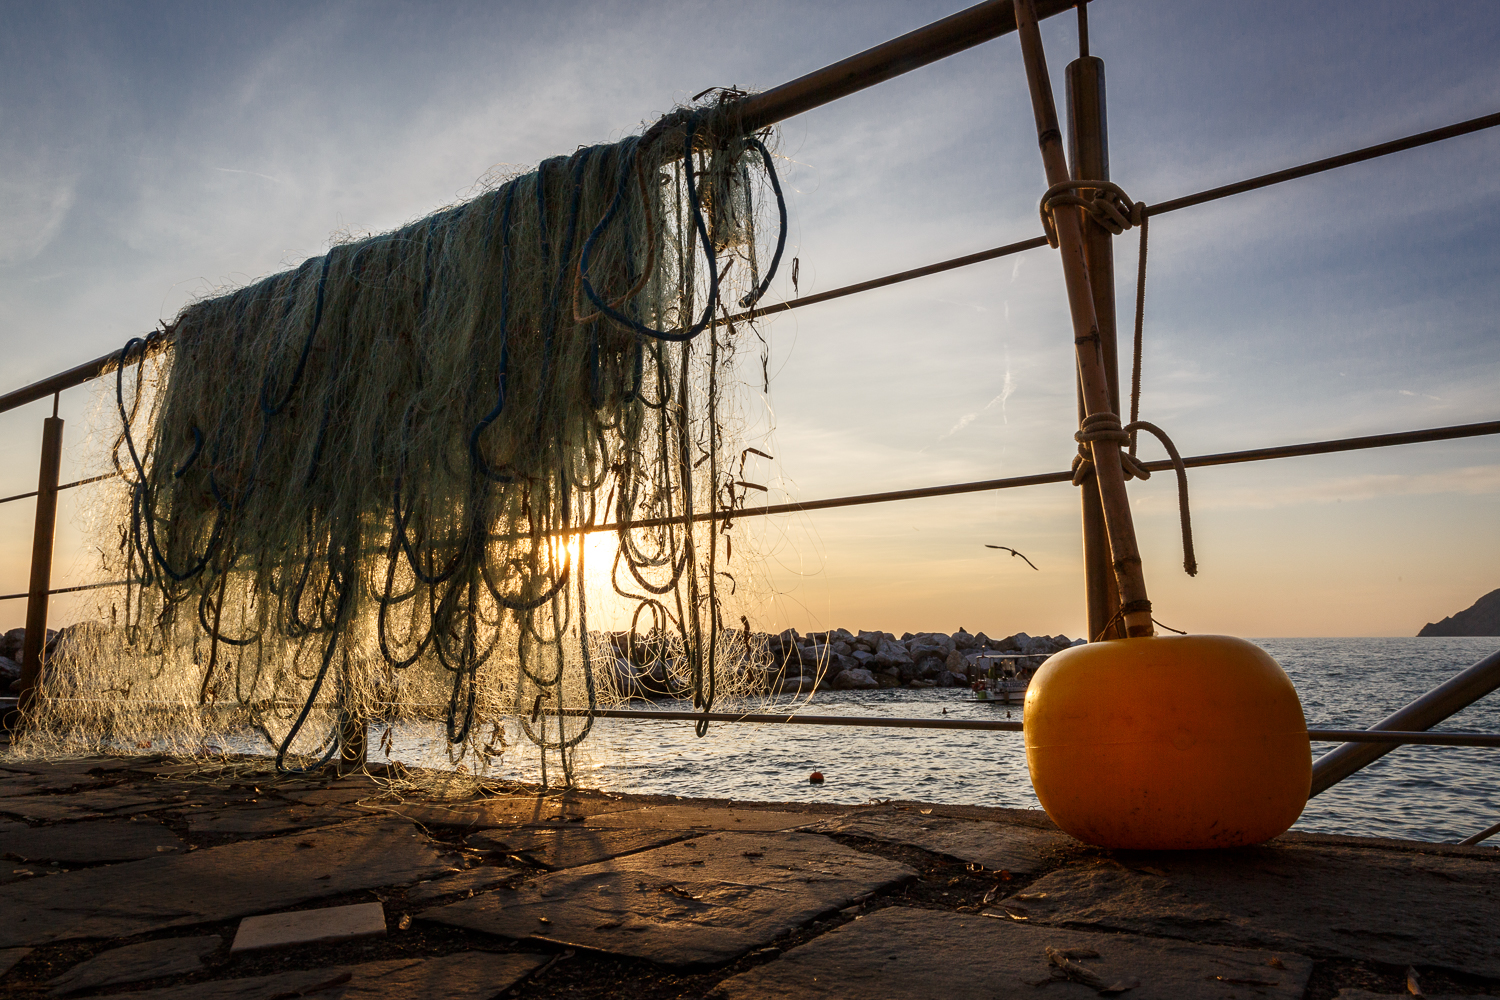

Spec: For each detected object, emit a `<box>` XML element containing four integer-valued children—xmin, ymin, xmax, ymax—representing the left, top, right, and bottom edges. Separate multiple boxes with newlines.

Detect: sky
<box><xmin>0</xmin><ymin>0</ymin><xmax>1497</xmax><ymax>639</ymax></box>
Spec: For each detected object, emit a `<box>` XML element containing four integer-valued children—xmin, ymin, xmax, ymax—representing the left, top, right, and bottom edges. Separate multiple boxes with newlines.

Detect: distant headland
<box><xmin>1418</xmin><ymin>589</ymin><xmax>1500</xmax><ymax>636</ymax></box>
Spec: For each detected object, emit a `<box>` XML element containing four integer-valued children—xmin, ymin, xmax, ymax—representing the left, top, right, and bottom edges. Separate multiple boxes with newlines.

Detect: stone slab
<box><xmin>805</xmin><ymin>805</ymin><xmax>1075</xmax><ymax>874</ymax></box>
<box><xmin>0</xmin><ymin>947</ymin><xmax>31</xmax><ymax>978</ymax></box>
<box><xmin>0</xmin><ymin>770</ymin><xmax>115</xmax><ymax>794</ymax></box>
<box><xmin>0</xmin><ymin>818</ymin><xmax>448</xmax><ymax>947</ymax></box>
<box><xmin>231</xmin><ymin>901</ymin><xmax>386</xmax><ymax>953</ymax></box>
<box><xmin>392</xmin><ymin>793</ymin><xmax>642</xmax><ymax>829</ymax></box>
<box><xmin>0</xmin><ymin>786</ymin><xmax>198</xmax><ymax>822</ymax></box>
<box><xmin>48</xmin><ymin>935</ymin><xmax>220</xmax><ymax>995</ymax></box>
<box><xmin>0</xmin><ymin>818</ymin><xmax>184</xmax><ymax>863</ymax></box>
<box><xmin>94</xmin><ymin>951</ymin><xmax>546</xmax><ymax>1000</ymax></box>
<box><xmin>1001</xmin><ymin>845</ymin><xmax>1500</xmax><ymax>977</ymax></box>
<box><xmin>467</xmin><ymin>826</ymin><xmax>687</xmax><ymax>869</ymax></box>
<box><xmin>0</xmin><ymin>757</ymin><xmax>146</xmax><ymax>777</ymax></box>
<box><xmin>282</xmin><ymin>783</ymin><xmax>386</xmax><ymax>808</ymax></box>
<box><xmin>0</xmin><ymin>785</ymin><xmax>45</xmax><ymax>798</ymax></box>
<box><xmin>710</xmin><ymin>907</ymin><xmax>1313</xmax><ymax>1000</ymax></box>
<box><xmin>582</xmin><ymin>805</ymin><xmax>816</xmax><ymax>832</ymax></box>
<box><xmin>184</xmin><ymin>803</ymin><xmax>349</xmax><ymax>835</ymax></box>
<box><xmin>426</xmin><ymin>831</ymin><xmax>915</xmax><ymax>966</ymax></box>
<box><xmin>404</xmin><ymin>866</ymin><xmax>513</xmax><ymax>904</ymax></box>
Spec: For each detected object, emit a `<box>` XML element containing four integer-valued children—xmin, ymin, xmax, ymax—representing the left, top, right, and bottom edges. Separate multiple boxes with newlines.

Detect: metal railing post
<box><xmin>18</xmin><ymin>394</ymin><xmax>64</xmax><ymax>714</ymax></box>
<box><xmin>1309</xmin><ymin>646</ymin><xmax>1500</xmax><ymax>796</ymax></box>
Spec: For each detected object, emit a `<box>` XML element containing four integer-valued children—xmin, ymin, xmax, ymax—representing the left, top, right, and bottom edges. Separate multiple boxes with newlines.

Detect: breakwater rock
<box><xmin>599</xmin><ymin>627</ymin><xmax>1083</xmax><ymax>698</ymax></box>
<box><xmin>760</xmin><ymin>628</ymin><xmax>1085</xmax><ymax>693</ymax></box>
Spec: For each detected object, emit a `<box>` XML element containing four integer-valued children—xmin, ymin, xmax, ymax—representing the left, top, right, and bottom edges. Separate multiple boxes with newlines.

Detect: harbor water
<box><xmin>512</xmin><ymin>636</ymin><xmax>1500</xmax><ymax>845</ymax></box>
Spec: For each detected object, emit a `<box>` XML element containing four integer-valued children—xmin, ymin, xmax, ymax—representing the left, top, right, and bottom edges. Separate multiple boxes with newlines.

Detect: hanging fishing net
<box><xmin>16</xmin><ymin>98</ymin><xmax>789</xmax><ymax>780</ymax></box>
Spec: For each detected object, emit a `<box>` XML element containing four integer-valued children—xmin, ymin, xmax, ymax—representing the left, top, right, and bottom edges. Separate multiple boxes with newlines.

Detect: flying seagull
<box><xmin>985</xmin><ymin>544</ymin><xmax>1039</xmax><ymax>571</ymax></box>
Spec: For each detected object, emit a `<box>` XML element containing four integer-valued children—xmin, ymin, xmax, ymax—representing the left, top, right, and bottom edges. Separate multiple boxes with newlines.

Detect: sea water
<box><xmin>525</xmin><ymin>637</ymin><xmax>1498</xmax><ymax>845</ymax></box>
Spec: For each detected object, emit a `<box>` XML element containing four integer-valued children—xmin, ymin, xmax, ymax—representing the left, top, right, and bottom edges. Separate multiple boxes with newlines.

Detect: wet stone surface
<box><xmin>1001</xmin><ymin>845</ymin><xmax>1500</xmax><ymax>977</ymax></box>
<box><xmin>403</xmin><ymin>865</ymin><xmax>515</xmax><ymax>904</ymax></box>
<box><xmin>425</xmin><ymin>831</ymin><xmax>916</xmax><ymax>965</ymax></box>
<box><xmin>805</xmin><ymin>803</ymin><xmax>1074</xmax><ymax>874</ymax></box>
<box><xmin>466</xmin><ymin>825</ymin><xmax>690</xmax><ymax>870</ymax></box>
<box><xmin>710</xmin><ymin>906</ymin><xmax>1314</xmax><ymax>1000</ymax></box>
<box><xmin>183</xmin><ymin>802</ymin><xmax>353</xmax><ymax>835</ymax></box>
<box><xmin>581</xmin><ymin>805</ymin><xmax>816</xmax><ymax>832</ymax></box>
<box><xmin>0</xmin><ymin>947</ymin><xmax>32</xmax><ymax>978</ymax></box>
<box><xmin>46</xmin><ymin>935</ymin><xmax>220</xmax><ymax>995</ymax></box>
<box><xmin>0</xmin><ymin>786</ymin><xmax>200</xmax><ymax>822</ymax></box>
<box><xmin>0</xmin><ymin>817</ymin><xmax>185</xmax><ymax>864</ymax></box>
<box><xmin>98</xmin><ymin>951</ymin><xmax>547</xmax><ymax>1000</ymax></box>
<box><xmin>0</xmin><ymin>817</ymin><xmax>448</xmax><ymax>947</ymax></box>
<box><xmin>390</xmin><ymin>792</ymin><xmax>644</xmax><ymax>830</ymax></box>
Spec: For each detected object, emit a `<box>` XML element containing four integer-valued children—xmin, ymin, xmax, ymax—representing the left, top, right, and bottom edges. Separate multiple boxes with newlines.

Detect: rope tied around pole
<box><xmin>1039</xmin><ymin>180</ymin><xmax>1143</xmax><ymax>248</ymax></box>
<box><xmin>1071</xmin><ymin>413</ymin><xmax>1198</xmax><ymax>578</ymax></box>
<box><xmin>1091</xmin><ymin>598</ymin><xmax>1154</xmax><ymax>643</ymax></box>
<box><xmin>1050</xmin><ymin>176</ymin><xmax>1194</xmax><ymax>578</ymax></box>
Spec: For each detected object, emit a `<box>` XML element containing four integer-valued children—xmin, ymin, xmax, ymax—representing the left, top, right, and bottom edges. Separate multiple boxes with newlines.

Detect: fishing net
<box><xmin>16</xmin><ymin>99</ymin><xmax>789</xmax><ymax>781</ymax></box>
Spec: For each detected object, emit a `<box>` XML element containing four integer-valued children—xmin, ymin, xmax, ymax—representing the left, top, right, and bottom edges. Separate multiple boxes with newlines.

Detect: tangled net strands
<box><xmin>21</xmin><ymin>100</ymin><xmax>789</xmax><ymax>783</ymax></box>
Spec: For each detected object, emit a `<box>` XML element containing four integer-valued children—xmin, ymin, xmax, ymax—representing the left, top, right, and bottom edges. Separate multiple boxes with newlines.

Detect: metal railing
<box><xmin>0</xmin><ymin>0</ymin><xmax>1496</xmax><ymax>842</ymax></box>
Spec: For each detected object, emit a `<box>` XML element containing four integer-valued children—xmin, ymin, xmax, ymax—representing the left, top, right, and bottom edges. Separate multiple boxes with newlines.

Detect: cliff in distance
<box><xmin>1418</xmin><ymin>588</ymin><xmax>1500</xmax><ymax>636</ymax></box>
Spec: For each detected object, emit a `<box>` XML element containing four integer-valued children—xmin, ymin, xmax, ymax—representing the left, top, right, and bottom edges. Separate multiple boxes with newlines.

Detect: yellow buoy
<box><xmin>1024</xmin><ymin>634</ymin><xmax>1310</xmax><ymax>849</ymax></box>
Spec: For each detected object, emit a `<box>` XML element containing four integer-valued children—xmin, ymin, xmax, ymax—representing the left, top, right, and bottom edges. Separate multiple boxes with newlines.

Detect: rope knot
<box><xmin>1071</xmin><ymin>412</ymin><xmax>1149</xmax><ymax>482</ymax></box>
<box><xmin>1040</xmin><ymin>180</ymin><xmax>1144</xmax><ymax>248</ymax></box>
<box><xmin>1071</xmin><ymin>414</ymin><xmax>1198</xmax><ymax>578</ymax></box>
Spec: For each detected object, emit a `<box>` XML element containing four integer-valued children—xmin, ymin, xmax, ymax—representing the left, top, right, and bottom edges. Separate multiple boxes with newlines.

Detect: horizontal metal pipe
<box><xmin>559</xmin><ymin>708</ymin><xmax>1500</xmax><ymax>746</ymax></box>
<box><xmin>562</xmin><ymin>707</ymin><xmax>1026</xmax><ymax>732</ymax></box>
<box><xmin>0</xmin><ymin>352</ymin><xmax>135</xmax><ymax>417</ymax></box>
<box><xmin>0</xmin><ymin>579</ymin><xmax>126</xmax><ymax>602</ymax></box>
<box><xmin>18</xmin><ymin>419</ymin><xmax>1492</xmax><ymax>557</ymax></box>
<box><xmin>0</xmin><ymin>471</ymin><xmax>122</xmax><ymax>507</ymax></box>
<box><xmin>721</xmin><ymin>236</ymin><xmax>1050</xmax><ymax>326</ymax></box>
<box><xmin>732</xmin><ymin>0</ymin><xmax>1077</xmax><ymax>134</ymax></box>
<box><xmin>6</xmin><ymin>695</ymin><xmax>1495</xmax><ymax>747</ymax></box>
<box><xmin>592</xmin><ymin>418</ymin><xmax>1500</xmax><ymax>532</ymax></box>
<box><xmin>1310</xmin><ymin>646</ymin><xmax>1500</xmax><ymax>796</ymax></box>
<box><xmin>1307</xmin><ymin>729</ymin><xmax>1500</xmax><ymax>748</ymax></box>
<box><xmin>1148</xmin><ymin>109</ymin><xmax>1500</xmax><ymax>218</ymax></box>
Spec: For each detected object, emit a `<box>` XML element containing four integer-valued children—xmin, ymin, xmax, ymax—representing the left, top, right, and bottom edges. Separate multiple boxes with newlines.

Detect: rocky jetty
<box><xmin>0</xmin><ymin>625</ymin><xmax>78</xmax><ymax>691</ymax></box>
<box><xmin>759</xmin><ymin>628</ymin><xmax>1083</xmax><ymax>694</ymax></box>
<box><xmin>1418</xmin><ymin>588</ymin><xmax>1500</xmax><ymax>636</ymax></box>
<box><xmin>599</xmin><ymin>627</ymin><xmax>1083</xmax><ymax>698</ymax></box>
<box><xmin>0</xmin><ymin>626</ymin><xmax>63</xmax><ymax>691</ymax></box>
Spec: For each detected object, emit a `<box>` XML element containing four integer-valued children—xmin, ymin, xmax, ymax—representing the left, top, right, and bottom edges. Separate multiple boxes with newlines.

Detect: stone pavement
<box><xmin>0</xmin><ymin>754</ymin><xmax>1493</xmax><ymax>999</ymax></box>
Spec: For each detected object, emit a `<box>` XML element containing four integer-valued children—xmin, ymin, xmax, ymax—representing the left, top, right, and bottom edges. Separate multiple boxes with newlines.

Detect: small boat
<box><xmin>969</xmin><ymin>652</ymin><xmax>1049</xmax><ymax>704</ymax></box>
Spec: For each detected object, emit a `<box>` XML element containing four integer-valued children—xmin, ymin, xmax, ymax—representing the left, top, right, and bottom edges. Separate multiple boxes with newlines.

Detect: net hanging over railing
<box><xmin>16</xmin><ymin>98</ymin><xmax>790</xmax><ymax>779</ymax></box>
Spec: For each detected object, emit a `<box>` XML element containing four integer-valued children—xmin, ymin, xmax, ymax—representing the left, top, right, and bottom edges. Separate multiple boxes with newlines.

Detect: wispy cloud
<box><xmin>214</xmin><ymin>167</ymin><xmax>282</xmax><ymax>184</ymax></box>
<box><xmin>0</xmin><ymin>173</ymin><xmax>76</xmax><ymax>265</ymax></box>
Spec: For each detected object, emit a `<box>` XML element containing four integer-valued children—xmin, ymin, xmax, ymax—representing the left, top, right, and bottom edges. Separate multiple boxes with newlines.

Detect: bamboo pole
<box><xmin>1067</xmin><ymin>50</ymin><xmax>1123</xmax><ymax>642</ymax></box>
<box><xmin>1012</xmin><ymin>0</ymin><xmax>1153</xmax><ymax>637</ymax></box>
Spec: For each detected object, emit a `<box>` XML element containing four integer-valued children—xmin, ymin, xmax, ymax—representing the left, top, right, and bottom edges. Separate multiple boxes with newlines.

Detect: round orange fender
<box><xmin>1024</xmin><ymin>634</ymin><xmax>1310</xmax><ymax>849</ymax></box>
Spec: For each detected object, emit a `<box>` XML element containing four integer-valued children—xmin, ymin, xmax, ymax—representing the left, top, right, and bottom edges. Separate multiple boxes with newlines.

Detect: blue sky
<box><xmin>1</xmin><ymin>0</ymin><xmax>1497</xmax><ymax>637</ymax></box>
